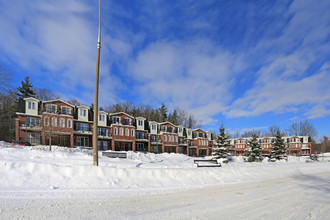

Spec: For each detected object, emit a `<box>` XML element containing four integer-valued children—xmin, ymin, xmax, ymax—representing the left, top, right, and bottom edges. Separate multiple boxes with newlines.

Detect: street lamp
<box><xmin>93</xmin><ymin>0</ymin><xmax>101</xmax><ymax>166</ymax></box>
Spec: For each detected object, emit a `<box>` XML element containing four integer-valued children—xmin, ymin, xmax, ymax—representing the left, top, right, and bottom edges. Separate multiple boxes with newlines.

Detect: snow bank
<box><xmin>0</xmin><ymin>142</ymin><xmax>329</xmax><ymax>191</ymax></box>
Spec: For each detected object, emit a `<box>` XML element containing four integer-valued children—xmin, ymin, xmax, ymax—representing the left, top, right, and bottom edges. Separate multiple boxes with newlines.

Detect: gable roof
<box><xmin>110</xmin><ymin>112</ymin><xmax>134</xmax><ymax>118</ymax></box>
<box><xmin>24</xmin><ymin>97</ymin><xmax>40</xmax><ymax>102</ymax></box>
<box><xmin>43</xmin><ymin>99</ymin><xmax>75</xmax><ymax>107</ymax></box>
<box><xmin>158</xmin><ymin>121</ymin><xmax>176</xmax><ymax>127</ymax></box>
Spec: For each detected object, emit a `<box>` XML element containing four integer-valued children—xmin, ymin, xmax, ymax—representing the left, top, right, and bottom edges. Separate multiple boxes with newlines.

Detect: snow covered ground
<box><xmin>1</xmin><ymin>142</ymin><xmax>330</xmax><ymax>219</ymax></box>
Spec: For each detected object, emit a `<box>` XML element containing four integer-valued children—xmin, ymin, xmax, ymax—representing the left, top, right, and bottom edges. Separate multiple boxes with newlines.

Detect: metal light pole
<box><xmin>93</xmin><ymin>0</ymin><xmax>101</xmax><ymax>166</ymax></box>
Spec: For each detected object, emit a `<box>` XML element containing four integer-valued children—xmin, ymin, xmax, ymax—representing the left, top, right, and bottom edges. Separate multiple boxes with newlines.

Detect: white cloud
<box><xmin>128</xmin><ymin>40</ymin><xmax>243</xmax><ymax>124</ymax></box>
<box><xmin>0</xmin><ymin>0</ymin><xmax>118</xmax><ymax>104</ymax></box>
<box><xmin>225</xmin><ymin>0</ymin><xmax>330</xmax><ymax>119</ymax></box>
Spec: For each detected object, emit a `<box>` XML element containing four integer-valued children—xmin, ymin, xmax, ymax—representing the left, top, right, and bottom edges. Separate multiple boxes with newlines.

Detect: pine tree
<box><xmin>270</xmin><ymin>130</ymin><xmax>288</xmax><ymax>161</ymax></box>
<box><xmin>15</xmin><ymin>76</ymin><xmax>36</xmax><ymax>99</ymax></box>
<box><xmin>212</xmin><ymin>122</ymin><xmax>230</xmax><ymax>161</ymax></box>
<box><xmin>159</xmin><ymin>104</ymin><xmax>168</xmax><ymax>122</ymax></box>
<box><xmin>245</xmin><ymin>133</ymin><xmax>263</xmax><ymax>162</ymax></box>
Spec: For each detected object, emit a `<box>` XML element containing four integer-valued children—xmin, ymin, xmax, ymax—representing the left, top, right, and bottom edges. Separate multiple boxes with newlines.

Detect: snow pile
<box><xmin>0</xmin><ymin>142</ymin><xmax>329</xmax><ymax>191</ymax></box>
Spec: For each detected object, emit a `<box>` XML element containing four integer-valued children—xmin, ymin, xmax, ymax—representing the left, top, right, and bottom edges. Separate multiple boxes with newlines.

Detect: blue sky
<box><xmin>0</xmin><ymin>0</ymin><xmax>329</xmax><ymax>137</ymax></box>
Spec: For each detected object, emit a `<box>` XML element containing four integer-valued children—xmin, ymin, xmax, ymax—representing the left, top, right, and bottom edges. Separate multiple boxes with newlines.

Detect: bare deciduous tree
<box><xmin>289</xmin><ymin>120</ymin><xmax>317</xmax><ymax>139</ymax></box>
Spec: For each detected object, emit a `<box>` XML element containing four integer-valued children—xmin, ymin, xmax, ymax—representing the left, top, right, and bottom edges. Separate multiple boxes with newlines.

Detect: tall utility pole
<box><xmin>93</xmin><ymin>0</ymin><xmax>101</xmax><ymax>166</ymax></box>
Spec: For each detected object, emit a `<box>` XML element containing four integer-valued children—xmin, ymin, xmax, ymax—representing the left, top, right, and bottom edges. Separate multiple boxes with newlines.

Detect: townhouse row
<box><xmin>15</xmin><ymin>97</ymin><xmax>312</xmax><ymax>157</ymax></box>
<box><xmin>227</xmin><ymin>136</ymin><xmax>312</xmax><ymax>156</ymax></box>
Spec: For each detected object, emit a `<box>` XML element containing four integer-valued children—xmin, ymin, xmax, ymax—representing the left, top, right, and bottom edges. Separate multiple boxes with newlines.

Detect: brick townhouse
<box><xmin>15</xmin><ymin>97</ymin><xmax>312</xmax><ymax>156</ymax></box>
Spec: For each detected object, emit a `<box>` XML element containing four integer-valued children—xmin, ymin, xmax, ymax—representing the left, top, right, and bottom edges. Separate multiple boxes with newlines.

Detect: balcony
<box><xmin>19</xmin><ymin>122</ymin><xmax>42</xmax><ymax>131</ymax></box>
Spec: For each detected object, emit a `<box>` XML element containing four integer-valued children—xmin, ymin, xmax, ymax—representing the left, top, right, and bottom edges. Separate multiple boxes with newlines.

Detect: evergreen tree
<box><xmin>245</xmin><ymin>133</ymin><xmax>263</xmax><ymax>162</ymax></box>
<box><xmin>15</xmin><ymin>76</ymin><xmax>36</xmax><ymax>99</ymax></box>
<box><xmin>270</xmin><ymin>130</ymin><xmax>288</xmax><ymax>161</ymax></box>
<box><xmin>159</xmin><ymin>104</ymin><xmax>168</xmax><ymax>122</ymax></box>
<box><xmin>212</xmin><ymin>122</ymin><xmax>230</xmax><ymax>161</ymax></box>
<box><xmin>188</xmin><ymin>115</ymin><xmax>193</xmax><ymax>128</ymax></box>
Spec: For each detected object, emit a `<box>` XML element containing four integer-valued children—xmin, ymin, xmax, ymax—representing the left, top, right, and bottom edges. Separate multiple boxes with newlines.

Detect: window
<box><xmin>61</xmin><ymin>107</ymin><xmax>71</xmax><ymax>115</ymax></box>
<box><xmin>26</xmin><ymin>117</ymin><xmax>40</xmax><ymax>127</ymax></box>
<box><xmin>60</xmin><ymin>118</ymin><xmax>65</xmax><ymax>128</ymax></box>
<box><xmin>28</xmin><ymin>101</ymin><xmax>31</xmax><ymax>109</ymax></box>
<box><xmin>151</xmin><ymin>135</ymin><xmax>157</xmax><ymax>142</ymax></box>
<box><xmin>46</xmin><ymin>104</ymin><xmax>56</xmax><ymax>114</ymax></box>
<box><xmin>99</xmin><ymin>114</ymin><xmax>105</xmax><ymax>122</ymax></box>
<box><xmin>171</xmin><ymin>136</ymin><xmax>174</xmax><ymax>142</ymax></box>
<box><xmin>32</xmin><ymin>102</ymin><xmax>35</xmax><ymax>110</ymax></box>
<box><xmin>77</xmin><ymin>136</ymin><xmax>89</xmax><ymax>147</ymax></box>
<box><xmin>26</xmin><ymin>132</ymin><xmax>40</xmax><ymax>145</ymax></box>
<box><xmin>113</xmin><ymin>116</ymin><xmax>120</xmax><ymax>124</ymax></box>
<box><xmin>123</xmin><ymin>118</ymin><xmax>130</xmax><ymax>125</ymax></box>
<box><xmin>125</xmin><ymin>128</ymin><xmax>129</xmax><ymax>136</ymax></box>
<box><xmin>131</xmin><ymin>129</ymin><xmax>134</xmax><ymax>137</ymax></box>
<box><xmin>152</xmin><ymin>124</ymin><xmax>156</xmax><ymax>130</ymax></box>
<box><xmin>98</xmin><ymin>128</ymin><xmax>107</xmax><ymax>136</ymax></box>
<box><xmin>136</xmin><ymin>131</ymin><xmax>144</xmax><ymax>139</ymax></box>
<box><xmin>76</xmin><ymin>123</ymin><xmax>88</xmax><ymax>131</ymax></box>
<box><xmin>114</xmin><ymin>128</ymin><xmax>118</xmax><ymax>135</ymax></box>
<box><xmin>120</xmin><ymin>128</ymin><xmax>123</xmax><ymax>136</ymax></box>
<box><xmin>44</xmin><ymin>117</ymin><xmax>49</xmax><ymax>126</ymax></box>
<box><xmin>79</xmin><ymin>109</ymin><xmax>87</xmax><ymax>117</ymax></box>
<box><xmin>67</xmin><ymin>120</ymin><xmax>72</xmax><ymax>128</ymax></box>
<box><xmin>138</xmin><ymin>120</ymin><xmax>143</xmax><ymax>126</ymax></box>
<box><xmin>179</xmin><ymin>128</ymin><xmax>182</xmax><ymax>133</ymax></box>
<box><xmin>52</xmin><ymin>118</ymin><xmax>57</xmax><ymax>127</ymax></box>
<box><xmin>175</xmin><ymin>136</ymin><xmax>178</xmax><ymax>142</ymax></box>
<box><xmin>164</xmin><ymin>135</ymin><xmax>167</xmax><ymax>141</ymax></box>
<box><xmin>160</xmin><ymin>125</ymin><xmax>166</xmax><ymax>132</ymax></box>
<box><xmin>188</xmin><ymin>131</ymin><xmax>191</xmax><ymax>136</ymax></box>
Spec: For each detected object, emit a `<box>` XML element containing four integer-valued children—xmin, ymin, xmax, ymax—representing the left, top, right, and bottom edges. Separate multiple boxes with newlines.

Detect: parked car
<box><xmin>10</xmin><ymin>140</ymin><xmax>31</xmax><ymax>146</ymax></box>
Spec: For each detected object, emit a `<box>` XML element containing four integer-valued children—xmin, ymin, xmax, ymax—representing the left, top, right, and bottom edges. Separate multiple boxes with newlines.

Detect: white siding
<box><xmin>25</xmin><ymin>100</ymin><xmax>38</xmax><ymax>116</ymax></box>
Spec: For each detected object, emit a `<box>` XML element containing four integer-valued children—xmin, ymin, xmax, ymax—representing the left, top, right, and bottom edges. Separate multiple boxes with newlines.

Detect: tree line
<box><xmin>232</xmin><ymin>122</ymin><xmax>318</xmax><ymax>139</ymax></box>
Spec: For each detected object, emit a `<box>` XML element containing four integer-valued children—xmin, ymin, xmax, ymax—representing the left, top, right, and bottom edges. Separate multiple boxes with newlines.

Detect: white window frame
<box><xmin>61</xmin><ymin>106</ymin><xmax>71</xmax><ymax>115</ymax></box>
<box><xmin>114</xmin><ymin>127</ymin><xmax>118</xmax><ymax>135</ymax></box>
<box><xmin>125</xmin><ymin>128</ymin><xmax>129</xmax><ymax>136</ymax></box>
<box><xmin>60</xmin><ymin>118</ymin><xmax>65</xmax><ymax>128</ymax></box>
<box><xmin>67</xmin><ymin>119</ymin><xmax>72</xmax><ymax>128</ymax></box>
<box><xmin>120</xmin><ymin>128</ymin><xmax>123</xmax><ymax>136</ymax></box>
<box><xmin>52</xmin><ymin>118</ymin><xmax>57</xmax><ymax>127</ymax></box>
<box><xmin>131</xmin><ymin>129</ymin><xmax>134</xmax><ymax>137</ymax></box>
<box><xmin>164</xmin><ymin>135</ymin><xmax>167</xmax><ymax>142</ymax></box>
<box><xmin>44</xmin><ymin>117</ymin><xmax>49</xmax><ymax>126</ymax></box>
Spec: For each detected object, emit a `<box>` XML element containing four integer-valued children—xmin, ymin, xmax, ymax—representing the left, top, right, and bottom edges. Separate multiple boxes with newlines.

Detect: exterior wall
<box><xmin>16</xmin><ymin>97</ymin><xmax>313</xmax><ymax>157</ymax></box>
<box><xmin>177</xmin><ymin>126</ymin><xmax>184</xmax><ymax>137</ymax></box>
<box><xmin>149</xmin><ymin>122</ymin><xmax>158</xmax><ymax>134</ymax></box>
<box><xmin>77</xmin><ymin>106</ymin><xmax>89</xmax><ymax>122</ymax></box>
<box><xmin>136</xmin><ymin>117</ymin><xmax>145</xmax><ymax>131</ymax></box>
<box><xmin>98</xmin><ymin>111</ymin><xmax>107</xmax><ymax>127</ymax></box>
<box><xmin>24</xmin><ymin>98</ymin><xmax>39</xmax><ymax>116</ymax></box>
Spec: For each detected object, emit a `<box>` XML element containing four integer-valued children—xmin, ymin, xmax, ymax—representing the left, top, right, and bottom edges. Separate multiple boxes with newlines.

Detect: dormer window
<box><xmin>113</xmin><ymin>116</ymin><xmax>120</xmax><ymax>124</ymax></box>
<box><xmin>188</xmin><ymin>131</ymin><xmax>191</xmax><ymax>136</ymax></box>
<box><xmin>123</xmin><ymin>118</ymin><xmax>130</xmax><ymax>125</ymax></box>
<box><xmin>99</xmin><ymin>114</ymin><xmax>105</xmax><ymax>121</ymax></box>
<box><xmin>138</xmin><ymin>120</ymin><xmax>143</xmax><ymax>126</ymax></box>
<box><xmin>79</xmin><ymin>109</ymin><xmax>87</xmax><ymax>117</ymax></box>
<box><xmin>152</xmin><ymin>124</ymin><xmax>156</xmax><ymax>130</ymax></box>
<box><xmin>160</xmin><ymin>125</ymin><xmax>166</xmax><ymax>132</ymax></box>
<box><xmin>46</xmin><ymin>104</ymin><xmax>56</xmax><ymax>114</ymax></box>
<box><xmin>61</xmin><ymin>107</ymin><xmax>71</xmax><ymax>115</ymax></box>
<box><xmin>28</xmin><ymin>101</ymin><xmax>35</xmax><ymax>110</ymax></box>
